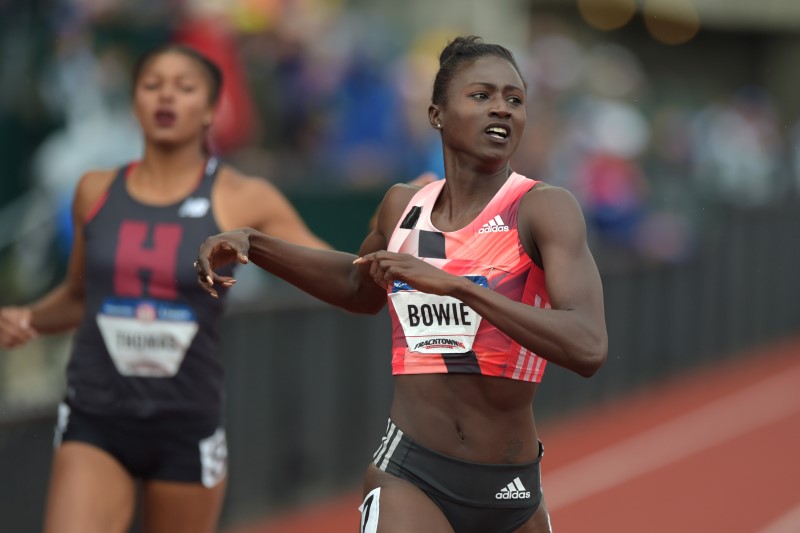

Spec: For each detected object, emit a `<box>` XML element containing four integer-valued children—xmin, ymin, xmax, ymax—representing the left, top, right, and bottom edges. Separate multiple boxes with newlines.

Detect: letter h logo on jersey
<box><xmin>114</xmin><ymin>221</ymin><xmax>182</xmax><ymax>300</ymax></box>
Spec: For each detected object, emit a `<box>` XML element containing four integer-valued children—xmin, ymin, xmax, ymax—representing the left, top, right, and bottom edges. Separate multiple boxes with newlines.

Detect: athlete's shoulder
<box><xmin>214</xmin><ymin>165</ymin><xmax>280</xmax><ymax>198</ymax></box>
<box><xmin>74</xmin><ymin>167</ymin><xmax>119</xmax><ymax>220</ymax></box>
<box><xmin>522</xmin><ymin>182</ymin><xmax>580</xmax><ymax>209</ymax></box>
<box><xmin>384</xmin><ymin>182</ymin><xmax>425</xmax><ymax>205</ymax></box>
<box><xmin>382</xmin><ymin>182</ymin><xmax>431</xmax><ymax>222</ymax></box>
<box><xmin>76</xmin><ymin>167</ymin><xmax>117</xmax><ymax>191</ymax></box>
<box><xmin>371</xmin><ymin>182</ymin><xmax>429</xmax><ymax>243</ymax></box>
<box><xmin>213</xmin><ymin>166</ymin><xmax>301</xmax><ymax>230</ymax></box>
<box><xmin>520</xmin><ymin>182</ymin><xmax>587</xmax><ymax>245</ymax></box>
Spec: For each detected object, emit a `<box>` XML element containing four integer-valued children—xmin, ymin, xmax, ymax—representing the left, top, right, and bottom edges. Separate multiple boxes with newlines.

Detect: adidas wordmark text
<box><xmin>496</xmin><ymin>477</ymin><xmax>531</xmax><ymax>500</ymax></box>
<box><xmin>478</xmin><ymin>215</ymin><xmax>510</xmax><ymax>233</ymax></box>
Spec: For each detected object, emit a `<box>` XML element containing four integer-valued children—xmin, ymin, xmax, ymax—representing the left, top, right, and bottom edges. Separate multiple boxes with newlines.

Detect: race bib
<box><xmin>96</xmin><ymin>298</ymin><xmax>199</xmax><ymax>377</ymax></box>
<box><xmin>389</xmin><ymin>276</ymin><xmax>487</xmax><ymax>354</ymax></box>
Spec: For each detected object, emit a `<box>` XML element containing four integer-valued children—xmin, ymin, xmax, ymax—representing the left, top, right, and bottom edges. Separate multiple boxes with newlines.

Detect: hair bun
<box><xmin>439</xmin><ymin>35</ymin><xmax>484</xmax><ymax>66</ymax></box>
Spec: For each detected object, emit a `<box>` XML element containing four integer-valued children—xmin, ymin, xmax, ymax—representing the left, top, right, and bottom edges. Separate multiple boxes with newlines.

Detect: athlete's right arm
<box><xmin>0</xmin><ymin>171</ymin><xmax>113</xmax><ymax>348</ymax></box>
<box><xmin>196</xmin><ymin>184</ymin><xmax>419</xmax><ymax>314</ymax></box>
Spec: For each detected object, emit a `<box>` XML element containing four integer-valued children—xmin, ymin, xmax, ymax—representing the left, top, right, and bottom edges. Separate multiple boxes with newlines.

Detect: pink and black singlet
<box><xmin>386</xmin><ymin>172</ymin><xmax>550</xmax><ymax>383</ymax></box>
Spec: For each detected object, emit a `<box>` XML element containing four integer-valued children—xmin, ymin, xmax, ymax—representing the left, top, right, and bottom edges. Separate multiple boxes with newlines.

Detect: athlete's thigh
<box><xmin>140</xmin><ymin>478</ymin><xmax>227</xmax><ymax>533</ymax></box>
<box><xmin>43</xmin><ymin>441</ymin><xmax>137</xmax><ymax>533</ymax></box>
<box><xmin>514</xmin><ymin>495</ymin><xmax>552</xmax><ymax>533</ymax></box>
<box><xmin>362</xmin><ymin>464</ymin><xmax>453</xmax><ymax>533</ymax></box>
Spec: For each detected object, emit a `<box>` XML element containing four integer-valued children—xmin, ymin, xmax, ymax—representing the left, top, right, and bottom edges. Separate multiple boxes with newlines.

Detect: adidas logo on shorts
<box><xmin>496</xmin><ymin>477</ymin><xmax>531</xmax><ymax>500</ymax></box>
<box><xmin>478</xmin><ymin>215</ymin><xmax>509</xmax><ymax>233</ymax></box>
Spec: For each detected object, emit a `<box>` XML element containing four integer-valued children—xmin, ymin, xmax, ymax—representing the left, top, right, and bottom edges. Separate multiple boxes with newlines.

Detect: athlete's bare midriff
<box><xmin>390</xmin><ymin>374</ymin><xmax>540</xmax><ymax>465</ymax></box>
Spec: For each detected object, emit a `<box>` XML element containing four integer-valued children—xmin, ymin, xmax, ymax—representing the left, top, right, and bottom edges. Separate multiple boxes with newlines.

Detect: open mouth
<box><xmin>155</xmin><ymin>110</ymin><xmax>177</xmax><ymax>127</ymax></box>
<box><xmin>485</xmin><ymin>125</ymin><xmax>510</xmax><ymax>140</ymax></box>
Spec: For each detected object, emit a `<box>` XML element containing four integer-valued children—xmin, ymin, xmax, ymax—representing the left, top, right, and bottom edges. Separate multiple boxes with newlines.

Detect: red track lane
<box><xmin>225</xmin><ymin>337</ymin><xmax>800</xmax><ymax>533</ymax></box>
<box><xmin>227</xmin><ymin>492</ymin><xmax>362</xmax><ymax>533</ymax></box>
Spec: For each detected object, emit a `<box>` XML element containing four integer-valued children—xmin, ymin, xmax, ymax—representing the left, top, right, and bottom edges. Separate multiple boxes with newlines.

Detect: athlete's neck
<box><xmin>438</xmin><ymin>158</ymin><xmax>511</xmax><ymax>220</ymax></box>
<box><xmin>137</xmin><ymin>143</ymin><xmax>207</xmax><ymax>188</ymax></box>
<box><xmin>442</xmin><ymin>150</ymin><xmax>510</xmax><ymax>191</ymax></box>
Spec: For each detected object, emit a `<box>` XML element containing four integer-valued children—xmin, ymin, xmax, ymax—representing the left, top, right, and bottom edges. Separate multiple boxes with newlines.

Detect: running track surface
<box><xmin>226</xmin><ymin>337</ymin><xmax>800</xmax><ymax>533</ymax></box>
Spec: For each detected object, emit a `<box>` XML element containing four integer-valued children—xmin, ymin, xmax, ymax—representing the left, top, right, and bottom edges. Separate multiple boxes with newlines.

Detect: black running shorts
<box><xmin>54</xmin><ymin>402</ymin><xmax>227</xmax><ymax>487</ymax></box>
<box><xmin>372</xmin><ymin>419</ymin><xmax>543</xmax><ymax>533</ymax></box>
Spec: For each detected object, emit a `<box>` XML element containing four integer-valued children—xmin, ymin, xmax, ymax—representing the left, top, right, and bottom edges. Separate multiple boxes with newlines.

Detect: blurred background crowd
<box><xmin>2</xmin><ymin>0</ymin><xmax>800</xmax><ymax>531</ymax></box>
<box><xmin>5</xmin><ymin>0</ymin><xmax>800</xmax><ymax>286</ymax></box>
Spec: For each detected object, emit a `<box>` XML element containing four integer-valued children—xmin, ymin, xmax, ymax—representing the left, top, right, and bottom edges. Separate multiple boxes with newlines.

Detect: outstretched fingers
<box><xmin>195</xmin><ymin>237</ymin><xmax>249</xmax><ymax>298</ymax></box>
<box><xmin>194</xmin><ymin>258</ymin><xmax>225</xmax><ymax>299</ymax></box>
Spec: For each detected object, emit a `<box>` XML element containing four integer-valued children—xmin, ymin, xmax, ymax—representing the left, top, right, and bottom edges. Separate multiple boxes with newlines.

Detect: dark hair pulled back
<box><xmin>431</xmin><ymin>35</ymin><xmax>524</xmax><ymax>106</ymax></box>
<box><xmin>132</xmin><ymin>44</ymin><xmax>223</xmax><ymax>104</ymax></box>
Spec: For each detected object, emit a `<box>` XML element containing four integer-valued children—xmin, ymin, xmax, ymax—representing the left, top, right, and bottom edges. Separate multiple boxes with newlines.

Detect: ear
<box><xmin>202</xmin><ymin>110</ymin><xmax>214</xmax><ymax>127</ymax></box>
<box><xmin>428</xmin><ymin>104</ymin><xmax>442</xmax><ymax>130</ymax></box>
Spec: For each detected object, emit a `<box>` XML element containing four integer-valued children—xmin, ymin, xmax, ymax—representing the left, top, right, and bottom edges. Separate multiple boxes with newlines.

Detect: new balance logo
<box><xmin>496</xmin><ymin>477</ymin><xmax>531</xmax><ymax>500</ymax></box>
<box><xmin>178</xmin><ymin>197</ymin><xmax>211</xmax><ymax>218</ymax></box>
<box><xmin>478</xmin><ymin>215</ymin><xmax>509</xmax><ymax>233</ymax></box>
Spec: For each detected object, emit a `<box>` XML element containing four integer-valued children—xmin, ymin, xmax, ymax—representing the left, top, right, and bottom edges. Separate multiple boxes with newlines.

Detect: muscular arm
<box><xmin>30</xmin><ymin>171</ymin><xmax>114</xmax><ymax>334</ymax></box>
<box><xmin>199</xmin><ymin>183</ymin><xmax>419</xmax><ymax>314</ymax></box>
<box><xmin>453</xmin><ymin>186</ymin><xmax>607</xmax><ymax>376</ymax></box>
<box><xmin>242</xmin><ymin>227</ymin><xmax>384</xmax><ymax>313</ymax></box>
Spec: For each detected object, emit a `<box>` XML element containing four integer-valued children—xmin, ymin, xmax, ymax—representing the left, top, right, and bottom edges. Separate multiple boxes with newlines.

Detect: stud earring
<box><xmin>435</xmin><ymin>123</ymin><xmax>442</xmax><ymax>129</ymax></box>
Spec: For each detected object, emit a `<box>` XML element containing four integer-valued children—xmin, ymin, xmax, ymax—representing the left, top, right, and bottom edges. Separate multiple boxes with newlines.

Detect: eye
<box><xmin>470</xmin><ymin>92</ymin><xmax>489</xmax><ymax>100</ymax></box>
<box><xmin>141</xmin><ymin>79</ymin><xmax>160</xmax><ymax>91</ymax></box>
<box><xmin>507</xmin><ymin>96</ymin><xmax>523</xmax><ymax>105</ymax></box>
<box><xmin>179</xmin><ymin>85</ymin><xmax>197</xmax><ymax>93</ymax></box>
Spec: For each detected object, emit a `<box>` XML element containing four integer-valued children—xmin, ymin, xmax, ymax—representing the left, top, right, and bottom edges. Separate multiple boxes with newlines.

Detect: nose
<box><xmin>158</xmin><ymin>84</ymin><xmax>176</xmax><ymax>101</ymax></box>
<box><xmin>489</xmin><ymin>97</ymin><xmax>511</xmax><ymax>118</ymax></box>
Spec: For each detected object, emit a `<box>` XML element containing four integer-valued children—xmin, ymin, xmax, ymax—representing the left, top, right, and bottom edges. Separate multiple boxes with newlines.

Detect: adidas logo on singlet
<box><xmin>478</xmin><ymin>215</ymin><xmax>510</xmax><ymax>233</ymax></box>
<box><xmin>496</xmin><ymin>477</ymin><xmax>531</xmax><ymax>500</ymax></box>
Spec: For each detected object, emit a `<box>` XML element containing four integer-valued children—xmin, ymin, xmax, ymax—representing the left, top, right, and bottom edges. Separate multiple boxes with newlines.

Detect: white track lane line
<box><xmin>758</xmin><ymin>502</ymin><xmax>800</xmax><ymax>533</ymax></box>
<box><xmin>544</xmin><ymin>363</ymin><xmax>800</xmax><ymax>511</ymax></box>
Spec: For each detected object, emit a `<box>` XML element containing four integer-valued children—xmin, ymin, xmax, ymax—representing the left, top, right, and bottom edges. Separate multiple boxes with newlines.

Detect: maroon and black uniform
<box><xmin>57</xmin><ymin>158</ymin><xmax>233</xmax><ymax>486</ymax></box>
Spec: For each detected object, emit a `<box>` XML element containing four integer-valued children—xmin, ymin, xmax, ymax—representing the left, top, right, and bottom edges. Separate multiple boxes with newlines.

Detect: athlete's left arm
<box><xmin>463</xmin><ymin>185</ymin><xmax>607</xmax><ymax>377</ymax></box>
<box><xmin>359</xmin><ymin>185</ymin><xmax>607</xmax><ymax>377</ymax></box>
<box><xmin>215</xmin><ymin>171</ymin><xmax>330</xmax><ymax>249</ymax></box>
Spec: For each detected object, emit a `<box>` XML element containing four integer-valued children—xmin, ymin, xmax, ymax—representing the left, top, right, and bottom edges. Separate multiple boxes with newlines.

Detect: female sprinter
<box><xmin>196</xmin><ymin>36</ymin><xmax>607</xmax><ymax>533</ymax></box>
<box><xmin>0</xmin><ymin>44</ymin><xmax>326</xmax><ymax>533</ymax></box>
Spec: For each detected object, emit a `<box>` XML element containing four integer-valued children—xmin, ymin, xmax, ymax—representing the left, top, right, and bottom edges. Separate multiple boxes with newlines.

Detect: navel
<box><xmin>455</xmin><ymin>421</ymin><xmax>467</xmax><ymax>443</ymax></box>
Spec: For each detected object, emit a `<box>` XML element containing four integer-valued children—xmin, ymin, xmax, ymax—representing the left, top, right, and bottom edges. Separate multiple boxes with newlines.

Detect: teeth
<box><xmin>487</xmin><ymin>127</ymin><xmax>508</xmax><ymax>138</ymax></box>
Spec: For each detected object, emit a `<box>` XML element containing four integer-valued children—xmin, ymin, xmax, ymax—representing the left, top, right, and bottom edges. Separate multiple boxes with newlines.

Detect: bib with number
<box><xmin>389</xmin><ymin>276</ymin><xmax>488</xmax><ymax>354</ymax></box>
<box><xmin>96</xmin><ymin>298</ymin><xmax>199</xmax><ymax>377</ymax></box>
